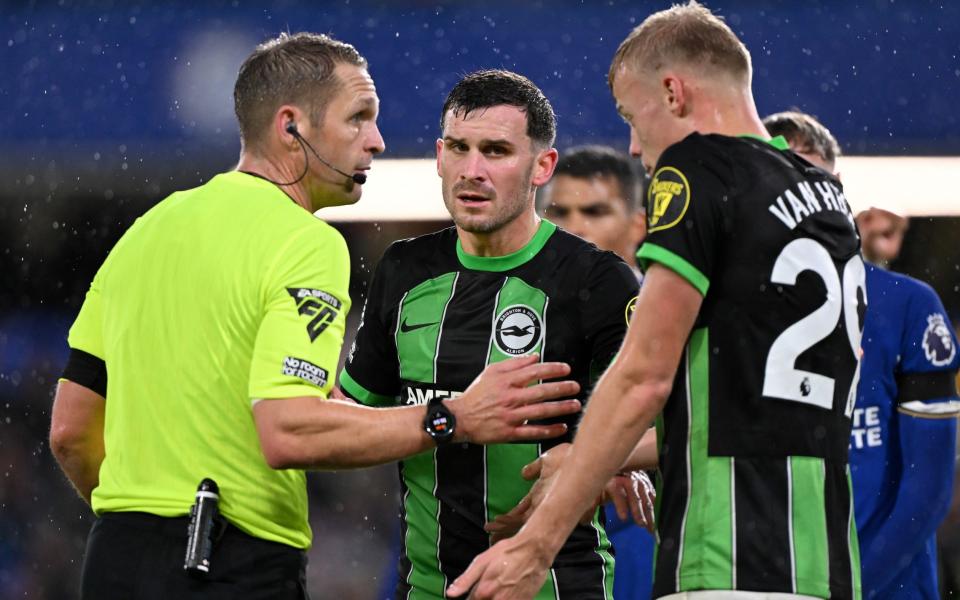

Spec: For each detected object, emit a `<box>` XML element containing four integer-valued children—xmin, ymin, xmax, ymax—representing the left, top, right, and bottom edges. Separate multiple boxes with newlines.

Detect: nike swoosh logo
<box><xmin>400</xmin><ymin>318</ymin><xmax>437</xmax><ymax>333</ymax></box>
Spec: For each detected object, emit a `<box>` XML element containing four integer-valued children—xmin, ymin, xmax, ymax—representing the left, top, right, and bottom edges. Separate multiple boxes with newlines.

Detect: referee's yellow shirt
<box><xmin>68</xmin><ymin>171</ymin><xmax>351</xmax><ymax>549</ymax></box>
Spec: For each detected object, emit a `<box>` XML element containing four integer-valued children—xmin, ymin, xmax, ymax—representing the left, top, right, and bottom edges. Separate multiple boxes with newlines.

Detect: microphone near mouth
<box><xmin>285</xmin><ymin>122</ymin><xmax>367</xmax><ymax>185</ymax></box>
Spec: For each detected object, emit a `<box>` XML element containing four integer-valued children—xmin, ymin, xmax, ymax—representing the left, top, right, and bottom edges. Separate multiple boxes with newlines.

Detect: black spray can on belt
<box><xmin>184</xmin><ymin>478</ymin><xmax>220</xmax><ymax>576</ymax></box>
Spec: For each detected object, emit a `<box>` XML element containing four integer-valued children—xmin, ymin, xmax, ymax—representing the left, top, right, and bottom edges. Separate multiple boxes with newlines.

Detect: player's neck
<box><xmin>236</xmin><ymin>152</ymin><xmax>314</xmax><ymax>212</ymax></box>
<box><xmin>458</xmin><ymin>210</ymin><xmax>541</xmax><ymax>258</ymax></box>
<box><xmin>695</xmin><ymin>88</ymin><xmax>769</xmax><ymax>141</ymax></box>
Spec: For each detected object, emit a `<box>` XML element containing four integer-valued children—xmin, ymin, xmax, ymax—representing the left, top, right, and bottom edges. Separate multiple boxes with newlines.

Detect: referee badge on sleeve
<box><xmin>286</xmin><ymin>288</ymin><xmax>342</xmax><ymax>342</ymax></box>
<box><xmin>282</xmin><ymin>356</ymin><xmax>329</xmax><ymax>387</ymax></box>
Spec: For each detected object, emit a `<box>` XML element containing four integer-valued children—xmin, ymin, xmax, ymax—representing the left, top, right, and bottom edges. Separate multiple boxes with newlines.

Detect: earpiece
<box><xmin>281</xmin><ymin>120</ymin><xmax>367</xmax><ymax>186</ymax></box>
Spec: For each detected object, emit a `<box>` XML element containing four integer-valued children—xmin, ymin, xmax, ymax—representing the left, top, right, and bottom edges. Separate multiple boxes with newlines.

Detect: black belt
<box><xmin>99</xmin><ymin>511</ymin><xmax>196</xmax><ymax>538</ymax></box>
<box><xmin>97</xmin><ymin>511</ymin><xmax>304</xmax><ymax>559</ymax></box>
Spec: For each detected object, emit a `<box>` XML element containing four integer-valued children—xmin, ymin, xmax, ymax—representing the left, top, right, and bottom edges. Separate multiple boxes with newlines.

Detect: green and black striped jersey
<box><xmin>340</xmin><ymin>220</ymin><xmax>638</xmax><ymax>600</ymax></box>
<box><xmin>638</xmin><ymin>134</ymin><xmax>864</xmax><ymax>599</ymax></box>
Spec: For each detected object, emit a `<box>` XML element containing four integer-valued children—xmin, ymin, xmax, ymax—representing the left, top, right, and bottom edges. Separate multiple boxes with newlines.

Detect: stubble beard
<box><xmin>306</xmin><ymin>168</ymin><xmax>359</xmax><ymax>210</ymax></box>
<box><xmin>444</xmin><ymin>170</ymin><xmax>533</xmax><ymax>235</ymax></box>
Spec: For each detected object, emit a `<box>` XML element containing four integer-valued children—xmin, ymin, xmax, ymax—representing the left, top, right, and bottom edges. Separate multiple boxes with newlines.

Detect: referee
<box><xmin>49</xmin><ymin>33</ymin><xmax>580</xmax><ymax>600</ymax></box>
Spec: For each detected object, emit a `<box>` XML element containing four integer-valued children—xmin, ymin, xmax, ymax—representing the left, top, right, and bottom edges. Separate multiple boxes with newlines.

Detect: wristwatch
<box><xmin>423</xmin><ymin>397</ymin><xmax>456</xmax><ymax>445</ymax></box>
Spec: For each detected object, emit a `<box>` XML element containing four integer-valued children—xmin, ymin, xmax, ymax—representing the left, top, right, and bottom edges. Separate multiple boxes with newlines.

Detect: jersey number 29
<box><xmin>762</xmin><ymin>238</ymin><xmax>866</xmax><ymax>414</ymax></box>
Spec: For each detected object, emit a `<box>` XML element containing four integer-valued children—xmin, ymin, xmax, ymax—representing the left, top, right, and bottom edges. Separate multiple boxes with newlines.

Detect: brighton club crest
<box><xmin>494</xmin><ymin>305</ymin><xmax>543</xmax><ymax>356</ymax></box>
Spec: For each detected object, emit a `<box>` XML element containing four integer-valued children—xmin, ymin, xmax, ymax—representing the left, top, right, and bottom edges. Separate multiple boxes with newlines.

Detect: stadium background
<box><xmin>2</xmin><ymin>1</ymin><xmax>959</xmax><ymax>597</ymax></box>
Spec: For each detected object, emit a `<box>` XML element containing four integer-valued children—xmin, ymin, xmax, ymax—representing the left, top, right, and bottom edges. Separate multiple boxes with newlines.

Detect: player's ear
<box><xmin>663</xmin><ymin>75</ymin><xmax>686</xmax><ymax>118</ymax></box>
<box><xmin>631</xmin><ymin>210</ymin><xmax>648</xmax><ymax>245</ymax></box>
<box><xmin>531</xmin><ymin>147</ymin><xmax>559</xmax><ymax>188</ymax></box>
<box><xmin>435</xmin><ymin>138</ymin><xmax>444</xmax><ymax>177</ymax></box>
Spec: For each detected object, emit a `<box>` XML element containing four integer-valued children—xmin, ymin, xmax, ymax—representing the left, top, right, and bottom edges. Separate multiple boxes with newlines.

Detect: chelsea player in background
<box><xmin>766</xmin><ymin>110</ymin><xmax>960</xmax><ymax>599</ymax></box>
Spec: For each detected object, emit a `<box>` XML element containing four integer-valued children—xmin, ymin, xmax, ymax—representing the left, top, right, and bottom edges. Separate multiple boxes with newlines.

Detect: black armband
<box><xmin>897</xmin><ymin>370</ymin><xmax>958</xmax><ymax>404</ymax></box>
<box><xmin>62</xmin><ymin>348</ymin><xmax>107</xmax><ymax>397</ymax></box>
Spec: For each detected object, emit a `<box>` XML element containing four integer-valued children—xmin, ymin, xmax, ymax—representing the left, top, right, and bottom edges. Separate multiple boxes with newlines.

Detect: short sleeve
<box><xmin>249</xmin><ymin>225</ymin><xmax>352</xmax><ymax>400</ymax></box>
<box><xmin>896</xmin><ymin>281</ymin><xmax>960</xmax><ymax>416</ymax></box>
<box><xmin>901</xmin><ymin>284</ymin><xmax>960</xmax><ymax>375</ymax></box>
<box><xmin>580</xmin><ymin>252</ymin><xmax>640</xmax><ymax>381</ymax></box>
<box><xmin>636</xmin><ymin>139</ymin><xmax>727</xmax><ymax>296</ymax></box>
<box><xmin>339</xmin><ymin>245</ymin><xmax>402</xmax><ymax>407</ymax></box>
<box><xmin>68</xmin><ymin>266</ymin><xmax>107</xmax><ymax>360</ymax></box>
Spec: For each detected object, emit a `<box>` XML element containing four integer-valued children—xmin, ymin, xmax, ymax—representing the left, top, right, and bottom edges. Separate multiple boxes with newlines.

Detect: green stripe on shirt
<box><xmin>637</xmin><ymin>243</ymin><xmax>710</xmax><ymax>296</ymax></box>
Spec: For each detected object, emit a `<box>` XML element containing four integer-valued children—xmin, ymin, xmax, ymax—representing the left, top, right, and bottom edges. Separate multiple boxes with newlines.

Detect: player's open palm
<box><xmin>451</xmin><ymin>354</ymin><xmax>581</xmax><ymax>444</ymax></box>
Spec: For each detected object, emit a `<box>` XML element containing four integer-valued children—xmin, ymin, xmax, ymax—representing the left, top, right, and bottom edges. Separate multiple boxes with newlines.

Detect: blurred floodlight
<box><xmin>838</xmin><ymin>156</ymin><xmax>960</xmax><ymax>217</ymax></box>
<box><xmin>171</xmin><ymin>30</ymin><xmax>256</xmax><ymax>134</ymax></box>
<box><xmin>317</xmin><ymin>157</ymin><xmax>960</xmax><ymax>221</ymax></box>
<box><xmin>318</xmin><ymin>159</ymin><xmax>451</xmax><ymax>222</ymax></box>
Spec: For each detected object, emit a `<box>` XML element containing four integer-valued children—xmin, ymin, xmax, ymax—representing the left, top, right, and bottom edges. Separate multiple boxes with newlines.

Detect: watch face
<box><xmin>428</xmin><ymin>410</ymin><xmax>452</xmax><ymax>435</ymax></box>
<box><xmin>425</xmin><ymin>404</ymin><xmax>456</xmax><ymax>443</ymax></box>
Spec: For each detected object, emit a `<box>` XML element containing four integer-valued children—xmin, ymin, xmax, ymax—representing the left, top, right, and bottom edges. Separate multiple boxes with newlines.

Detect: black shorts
<box><xmin>80</xmin><ymin>512</ymin><xmax>309</xmax><ymax>600</ymax></box>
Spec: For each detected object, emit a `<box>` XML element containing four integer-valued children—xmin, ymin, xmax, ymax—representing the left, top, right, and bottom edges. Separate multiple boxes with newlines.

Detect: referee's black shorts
<box><xmin>80</xmin><ymin>512</ymin><xmax>309</xmax><ymax>600</ymax></box>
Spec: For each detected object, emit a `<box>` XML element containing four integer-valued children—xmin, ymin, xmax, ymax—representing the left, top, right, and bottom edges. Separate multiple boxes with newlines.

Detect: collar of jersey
<box><xmin>456</xmin><ymin>219</ymin><xmax>557</xmax><ymax>272</ymax></box>
<box><xmin>227</xmin><ymin>170</ymin><xmax>298</xmax><ymax>204</ymax></box>
<box><xmin>739</xmin><ymin>133</ymin><xmax>790</xmax><ymax>150</ymax></box>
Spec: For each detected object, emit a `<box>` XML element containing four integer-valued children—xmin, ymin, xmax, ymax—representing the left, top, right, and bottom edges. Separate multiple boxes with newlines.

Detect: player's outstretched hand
<box><xmin>603</xmin><ymin>469</ymin><xmax>656</xmax><ymax>533</ymax></box>
<box><xmin>484</xmin><ymin>495</ymin><xmax>532</xmax><ymax>544</ymax></box>
<box><xmin>485</xmin><ymin>444</ymin><xmax>656</xmax><ymax>541</ymax></box>
<box><xmin>446</xmin><ymin>533</ymin><xmax>549</xmax><ymax>600</ymax></box>
<box><xmin>449</xmin><ymin>354</ymin><xmax>581</xmax><ymax>444</ymax></box>
<box><xmin>484</xmin><ymin>442</ymin><xmax>570</xmax><ymax>542</ymax></box>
